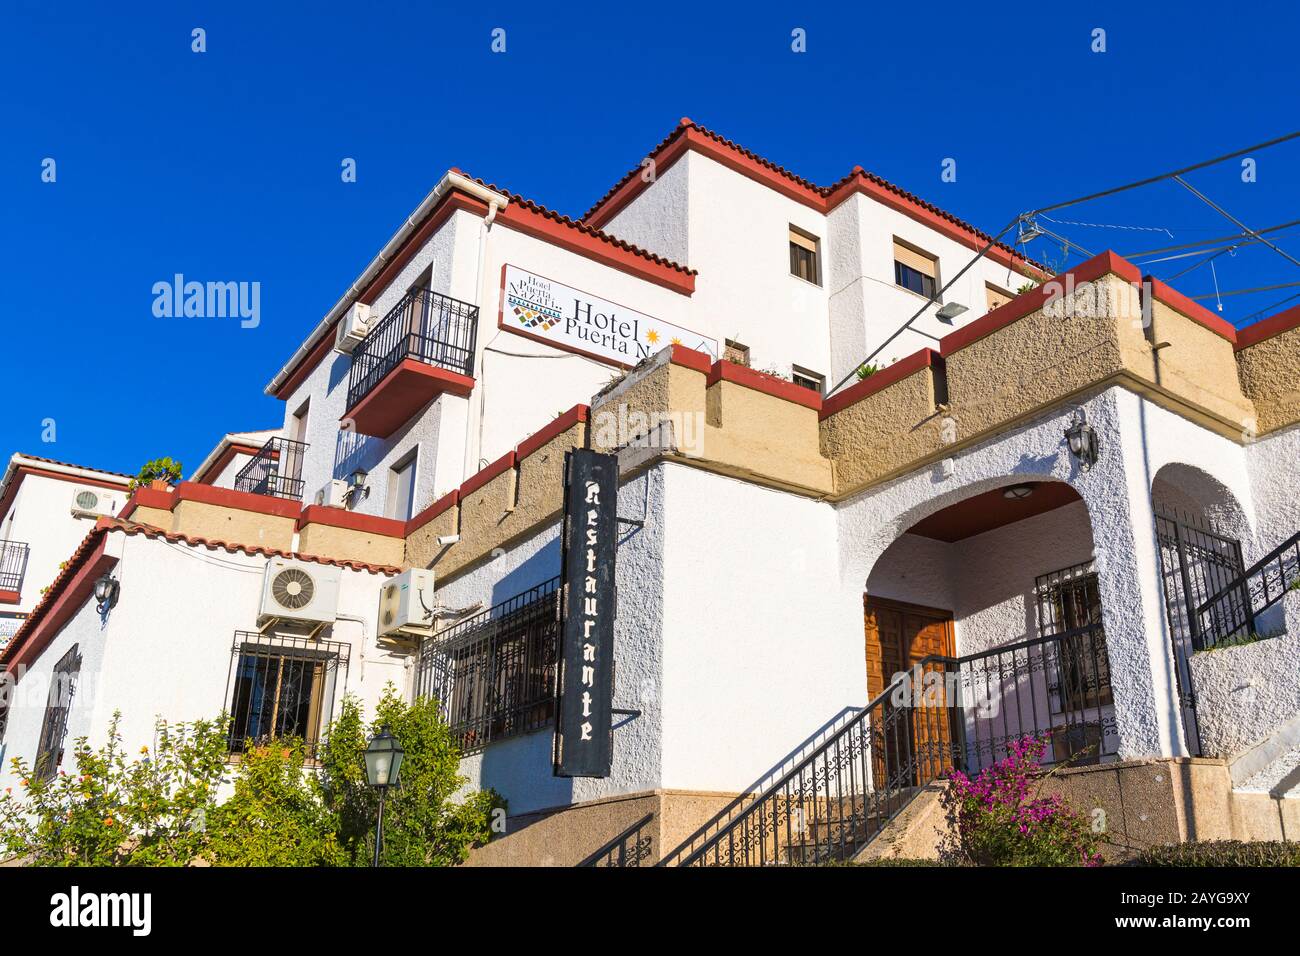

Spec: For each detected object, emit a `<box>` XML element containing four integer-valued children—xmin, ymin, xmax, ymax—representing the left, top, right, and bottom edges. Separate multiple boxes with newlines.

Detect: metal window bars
<box><xmin>0</xmin><ymin>539</ymin><xmax>30</xmax><ymax>593</ymax></box>
<box><xmin>233</xmin><ymin>437</ymin><xmax>310</xmax><ymax>501</ymax></box>
<box><xmin>224</xmin><ymin>631</ymin><xmax>349</xmax><ymax>759</ymax></box>
<box><xmin>346</xmin><ymin>287</ymin><xmax>479</xmax><ymax>411</ymax></box>
<box><xmin>33</xmin><ymin>644</ymin><xmax>82</xmax><ymax>782</ymax></box>
<box><xmin>415</xmin><ymin>577</ymin><xmax>561</xmax><ymax>754</ymax></box>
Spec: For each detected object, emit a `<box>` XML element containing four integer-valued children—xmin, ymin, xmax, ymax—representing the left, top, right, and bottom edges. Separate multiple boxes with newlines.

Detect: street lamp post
<box><xmin>364</xmin><ymin>725</ymin><xmax>404</xmax><ymax>867</ymax></box>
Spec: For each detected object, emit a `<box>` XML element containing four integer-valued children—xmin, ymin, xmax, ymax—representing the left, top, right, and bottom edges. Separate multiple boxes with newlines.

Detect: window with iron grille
<box><xmin>415</xmin><ymin>577</ymin><xmax>561</xmax><ymax>753</ymax></box>
<box><xmin>1035</xmin><ymin>561</ymin><xmax>1113</xmax><ymax>713</ymax></box>
<box><xmin>34</xmin><ymin>644</ymin><xmax>82</xmax><ymax>781</ymax></box>
<box><xmin>225</xmin><ymin>632</ymin><xmax>349</xmax><ymax>759</ymax></box>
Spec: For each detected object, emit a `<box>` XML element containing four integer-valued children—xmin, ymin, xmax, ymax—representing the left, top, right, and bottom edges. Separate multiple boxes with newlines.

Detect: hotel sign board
<box><xmin>554</xmin><ymin>448</ymin><xmax>618</xmax><ymax>778</ymax></box>
<box><xmin>500</xmin><ymin>264</ymin><xmax>717</xmax><ymax>368</ymax></box>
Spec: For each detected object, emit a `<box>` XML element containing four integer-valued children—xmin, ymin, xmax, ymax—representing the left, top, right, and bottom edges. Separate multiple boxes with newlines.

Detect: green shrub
<box><xmin>1133</xmin><ymin>840</ymin><xmax>1300</xmax><ymax>867</ymax></box>
<box><xmin>130</xmin><ymin>456</ymin><xmax>183</xmax><ymax>491</ymax></box>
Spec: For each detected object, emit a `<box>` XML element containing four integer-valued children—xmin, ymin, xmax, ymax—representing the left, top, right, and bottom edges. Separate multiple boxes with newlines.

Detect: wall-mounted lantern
<box><xmin>1065</xmin><ymin>411</ymin><xmax>1100</xmax><ymax>473</ymax></box>
<box><xmin>93</xmin><ymin>573</ymin><xmax>120</xmax><ymax>614</ymax></box>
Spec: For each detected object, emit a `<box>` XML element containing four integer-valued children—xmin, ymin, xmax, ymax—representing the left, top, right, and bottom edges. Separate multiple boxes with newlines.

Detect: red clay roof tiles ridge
<box><xmin>580</xmin><ymin>118</ymin><xmax>1048</xmax><ymax>274</ymax></box>
<box><xmin>451</xmin><ymin>170</ymin><xmax>696</xmax><ymax>277</ymax></box>
<box><xmin>10</xmin><ymin>453</ymin><xmax>133</xmax><ymax>480</ymax></box>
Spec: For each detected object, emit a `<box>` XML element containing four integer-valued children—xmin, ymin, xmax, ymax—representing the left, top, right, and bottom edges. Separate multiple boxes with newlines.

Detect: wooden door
<box><xmin>864</xmin><ymin>598</ymin><xmax>956</xmax><ymax>788</ymax></box>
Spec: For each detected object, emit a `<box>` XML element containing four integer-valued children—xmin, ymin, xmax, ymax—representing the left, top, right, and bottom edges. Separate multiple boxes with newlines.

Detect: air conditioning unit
<box><xmin>314</xmin><ymin>479</ymin><xmax>349</xmax><ymax>508</ymax></box>
<box><xmin>377</xmin><ymin>568</ymin><xmax>436</xmax><ymax>641</ymax></box>
<box><xmin>258</xmin><ymin>558</ymin><xmax>341</xmax><ymax>626</ymax></box>
<box><xmin>71</xmin><ymin>488</ymin><xmax>123</xmax><ymax>519</ymax></box>
<box><xmin>333</xmin><ymin>302</ymin><xmax>371</xmax><ymax>354</ymax></box>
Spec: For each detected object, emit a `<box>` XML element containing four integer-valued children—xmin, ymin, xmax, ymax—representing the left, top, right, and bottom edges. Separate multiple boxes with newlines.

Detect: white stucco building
<box><xmin>2</xmin><ymin>120</ymin><xmax>1298</xmax><ymax>865</ymax></box>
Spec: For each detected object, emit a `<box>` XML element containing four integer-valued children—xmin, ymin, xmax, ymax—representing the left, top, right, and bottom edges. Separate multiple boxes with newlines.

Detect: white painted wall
<box><xmin>0</xmin><ymin>530</ymin><xmax>405</xmax><ymax>793</ymax></box>
<box><xmin>1</xmin><ymin>472</ymin><xmax>128</xmax><ymax>613</ymax></box>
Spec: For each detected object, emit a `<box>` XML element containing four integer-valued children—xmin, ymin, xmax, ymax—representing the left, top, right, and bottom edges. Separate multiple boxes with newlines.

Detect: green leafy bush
<box><xmin>207</xmin><ymin>740</ymin><xmax>345</xmax><ymax>866</ymax></box>
<box><xmin>319</xmin><ymin>686</ymin><xmax>504</xmax><ymax>866</ymax></box>
<box><xmin>0</xmin><ymin>713</ymin><xmax>228</xmax><ymax>866</ymax></box>
<box><xmin>130</xmin><ymin>456</ymin><xmax>183</xmax><ymax>491</ymax></box>
<box><xmin>1134</xmin><ymin>840</ymin><xmax>1300</xmax><ymax>867</ymax></box>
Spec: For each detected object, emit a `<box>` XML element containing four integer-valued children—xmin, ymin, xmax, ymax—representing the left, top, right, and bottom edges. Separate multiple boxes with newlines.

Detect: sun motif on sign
<box><xmin>671</xmin><ymin>336</ymin><xmax>682</xmax><ymax>345</ymax></box>
<box><xmin>645</xmin><ymin>329</ymin><xmax>660</xmax><ymax>344</ymax></box>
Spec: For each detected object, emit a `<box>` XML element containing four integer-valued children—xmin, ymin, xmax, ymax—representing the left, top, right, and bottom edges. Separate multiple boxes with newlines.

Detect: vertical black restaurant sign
<box><xmin>554</xmin><ymin>448</ymin><xmax>618</xmax><ymax>778</ymax></box>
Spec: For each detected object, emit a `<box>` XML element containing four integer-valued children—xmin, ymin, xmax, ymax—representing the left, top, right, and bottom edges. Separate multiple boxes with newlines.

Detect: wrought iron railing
<box><xmin>1194</xmin><ymin>529</ymin><xmax>1300</xmax><ymax>649</ymax></box>
<box><xmin>0</xmin><ymin>540</ymin><xmax>30</xmax><ymax>593</ymax></box>
<box><xmin>676</xmin><ymin>622</ymin><xmax>1114</xmax><ymax>866</ymax></box>
<box><xmin>415</xmin><ymin>577</ymin><xmax>561</xmax><ymax>753</ymax></box>
<box><xmin>346</xmin><ymin>288</ymin><xmax>478</xmax><ymax>411</ymax></box>
<box><xmin>234</xmin><ymin>437</ymin><xmax>309</xmax><ymax>500</ymax></box>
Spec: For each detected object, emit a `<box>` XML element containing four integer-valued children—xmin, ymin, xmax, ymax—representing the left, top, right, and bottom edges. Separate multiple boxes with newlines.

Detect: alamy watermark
<box><xmin>152</xmin><ymin>274</ymin><xmax>260</xmax><ymax>328</ymax></box>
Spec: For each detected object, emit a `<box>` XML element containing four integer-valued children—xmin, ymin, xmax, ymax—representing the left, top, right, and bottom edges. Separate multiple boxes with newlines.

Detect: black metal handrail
<box><xmin>1194</xmin><ymin>529</ymin><xmax>1300</xmax><ymax>649</ymax></box>
<box><xmin>0</xmin><ymin>539</ymin><xmax>30</xmax><ymax>593</ymax></box>
<box><xmin>345</xmin><ymin>288</ymin><xmax>478</xmax><ymax>411</ymax></box>
<box><xmin>676</xmin><ymin>622</ymin><xmax>1114</xmax><ymax>866</ymax></box>
<box><xmin>233</xmin><ymin>437</ymin><xmax>309</xmax><ymax>501</ymax></box>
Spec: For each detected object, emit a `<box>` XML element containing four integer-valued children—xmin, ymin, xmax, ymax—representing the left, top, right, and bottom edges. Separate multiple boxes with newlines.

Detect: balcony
<box><xmin>344</xmin><ymin>288</ymin><xmax>477</xmax><ymax>438</ymax></box>
<box><xmin>233</xmin><ymin>437</ymin><xmax>309</xmax><ymax>501</ymax></box>
<box><xmin>0</xmin><ymin>539</ymin><xmax>30</xmax><ymax>603</ymax></box>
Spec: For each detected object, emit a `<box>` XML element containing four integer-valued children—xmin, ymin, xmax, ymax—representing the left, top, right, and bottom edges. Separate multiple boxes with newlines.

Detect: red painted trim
<box><xmin>117</xmin><ymin>486</ymin><xmax>174</xmax><ymax>520</ymax></box>
<box><xmin>821</xmin><ymin>349</ymin><xmax>939</xmax><ymax>419</ymax></box>
<box><xmin>1145</xmin><ymin>276</ymin><xmax>1238</xmax><ymax>343</ymax></box>
<box><xmin>498</xmin><ymin>203</ymin><xmax>696</xmax><ymax>296</ymax></box>
<box><xmin>193</xmin><ymin>443</ymin><xmax>262</xmax><ymax>484</ymax></box>
<box><xmin>0</xmin><ymin>589</ymin><xmax>19</xmax><ymax>605</ymax></box>
<box><xmin>668</xmin><ymin>342</ymin><xmax>713</xmax><ymax>373</ymax></box>
<box><xmin>342</xmin><ymin>359</ymin><xmax>475</xmax><ymax>437</ymax></box>
<box><xmin>296</xmin><ymin>505</ymin><xmax>406</xmax><ymax>537</ymax></box>
<box><xmin>516</xmin><ymin>405</ymin><xmax>591</xmax><ymax>462</ymax></box>
<box><xmin>173</xmin><ymin>481</ymin><xmax>303</xmax><ymax>520</ymax></box>
<box><xmin>1236</xmin><ymin>303</ymin><xmax>1300</xmax><ymax>350</ymax></box>
<box><xmin>706</xmin><ymin>361</ymin><xmax>823</xmax><ymax>411</ymax></box>
<box><xmin>585</xmin><ymin>126</ymin><xmax>1045</xmax><ymax>277</ymax></box>
<box><xmin>939</xmin><ymin>251</ymin><xmax>1140</xmax><ymax>357</ymax></box>
<box><xmin>461</xmin><ymin>451</ymin><xmax>517</xmax><ymax>499</ymax></box>
<box><xmin>4</xmin><ymin>537</ymin><xmax>117</xmax><ymax>676</ymax></box>
<box><xmin>405</xmin><ymin>489</ymin><xmax>460</xmax><ymax>535</ymax></box>
<box><xmin>273</xmin><ymin>326</ymin><xmax>338</xmax><ymax>400</ymax></box>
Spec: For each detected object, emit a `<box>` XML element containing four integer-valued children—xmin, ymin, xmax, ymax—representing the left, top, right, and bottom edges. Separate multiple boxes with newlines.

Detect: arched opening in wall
<box><xmin>862</xmin><ymin>478</ymin><xmax>1117</xmax><ymax>795</ymax></box>
<box><xmin>1150</xmin><ymin>462</ymin><xmax>1257</xmax><ymax>758</ymax></box>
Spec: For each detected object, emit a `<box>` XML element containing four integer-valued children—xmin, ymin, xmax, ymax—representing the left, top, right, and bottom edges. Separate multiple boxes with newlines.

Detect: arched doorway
<box><xmin>1150</xmin><ymin>462</ymin><xmax>1256</xmax><ymax>756</ymax></box>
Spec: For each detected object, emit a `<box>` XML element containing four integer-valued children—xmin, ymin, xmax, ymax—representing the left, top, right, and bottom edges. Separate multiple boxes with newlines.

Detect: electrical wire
<box><xmin>1172</xmin><ymin>175</ymin><xmax>1300</xmax><ymax>271</ymax></box>
<box><xmin>1122</xmin><ymin>218</ymin><xmax>1300</xmax><ymax>259</ymax></box>
<box><xmin>827</xmin><ymin>128</ymin><xmax>1300</xmax><ymax>397</ymax></box>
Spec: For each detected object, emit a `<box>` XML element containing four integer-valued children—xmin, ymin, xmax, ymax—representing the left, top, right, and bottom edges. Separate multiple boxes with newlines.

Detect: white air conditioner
<box><xmin>71</xmin><ymin>488</ymin><xmax>123</xmax><ymax>519</ymax></box>
<box><xmin>377</xmin><ymin>568</ymin><xmax>436</xmax><ymax>641</ymax></box>
<box><xmin>314</xmin><ymin>479</ymin><xmax>349</xmax><ymax>508</ymax></box>
<box><xmin>333</xmin><ymin>302</ymin><xmax>371</xmax><ymax>354</ymax></box>
<box><xmin>258</xmin><ymin>558</ymin><xmax>341</xmax><ymax>626</ymax></box>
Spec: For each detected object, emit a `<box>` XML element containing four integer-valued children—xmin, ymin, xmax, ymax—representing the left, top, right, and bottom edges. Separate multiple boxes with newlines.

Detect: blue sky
<box><xmin>2</xmin><ymin>1</ymin><xmax>1298</xmax><ymax>477</ymax></box>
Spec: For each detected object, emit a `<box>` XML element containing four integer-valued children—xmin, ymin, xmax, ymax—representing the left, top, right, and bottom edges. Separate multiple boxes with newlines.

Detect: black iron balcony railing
<box><xmin>0</xmin><ymin>539</ymin><xmax>30</xmax><ymax>593</ymax></box>
<box><xmin>674</xmin><ymin>622</ymin><xmax>1114</xmax><ymax>867</ymax></box>
<box><xmin>1194</xmin><ymin>529</ymin><xmax>1300</xmax><ymax>649</ymax></box>
<box><xmin>233</xmin><ymin>437</ymin><xmax>309</xmax><ymax>501</ymax></box>
<box><xmin>346</xmin><ymin>287</ymin><xmax>478</xmax><ymax>411</ymax></box>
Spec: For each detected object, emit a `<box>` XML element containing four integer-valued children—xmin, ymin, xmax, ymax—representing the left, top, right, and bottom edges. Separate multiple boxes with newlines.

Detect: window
<box><xmin>789</xmin><ymin>227</ymin><xmax>821</xmax><ymax>285</ymax></box>
<box><xmin>226</xmin><ymin>632</ymin><xmax>348</xmax><ymax>759</ymax></box>
<box><xmin>985</xmin><ymin>283</ymin><xmax>1014</xmax><ymax>312</ymax></box>
<box><xmin>1035</xmin><ymin>562</ymin><xmax>1113</xmax><ymax>714</ymax></box>
<box><xmin>415</xmin><ymin>578</ymin><xmax>560</xmax><ymax>753</ymax></box>
<box><xmin>386</xmin><ymin>451</ymin><xmax>418</xmax><ymax>521</ymax></box>
<box><xmin>893</xmin><ymin>239</ymin><xmax>939</xmax><ymax>300</ymax></box>
<box><xmin>290</xmin><ymin>400</ymin><xmax>310</xmax><ymax>444</ymax></box>
<box><xmin>723</xmin><ymin>339</ymin><xmax>750</xmax><ymax>367</ymax></box>
<box><xmin>34</xmin><ymin>644</ymin><xmax>82</xmax><ymax>781</ymax></box>
<box><xmin>791</xmin><ymin>366</ymin><xmax>825</xmax><ymax>394</ymax></box>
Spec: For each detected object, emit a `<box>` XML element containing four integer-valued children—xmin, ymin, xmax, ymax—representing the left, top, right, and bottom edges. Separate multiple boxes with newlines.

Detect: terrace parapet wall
<box><xmin>1235</xmin><ymin>306</ymin><xmax>1300</xmax><ymax>436</ymax></box>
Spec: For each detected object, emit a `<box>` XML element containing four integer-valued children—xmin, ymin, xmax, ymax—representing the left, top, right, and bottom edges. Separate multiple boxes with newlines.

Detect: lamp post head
<box><xmin>365</xmin><ymin>724</ymin><xmax>404</xmax><ymax>790</ymax></box>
